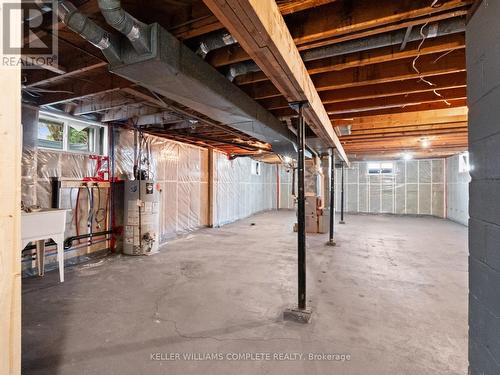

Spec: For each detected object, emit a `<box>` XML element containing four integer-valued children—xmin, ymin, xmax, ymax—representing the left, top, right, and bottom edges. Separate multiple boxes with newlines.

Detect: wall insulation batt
<box><xmin>335</xmin><ymin>159</ymin><xmax>446</xmax><ymax>217</ymax></box>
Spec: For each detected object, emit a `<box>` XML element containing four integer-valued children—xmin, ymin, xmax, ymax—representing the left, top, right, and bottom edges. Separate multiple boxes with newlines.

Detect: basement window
<box><xmin>38</xmin><ymin>113</ymin><xmax>107</xmax><ymax>155</ymax></box>
<box><xmin>38</xmin><ymin>118</ymin><xmax>64</xmax><ymax>150</ymax></box>
<box><xmin>367</xmin><ymin>162</ymin><xmax>394</xmax><ymax>175</ymax></box>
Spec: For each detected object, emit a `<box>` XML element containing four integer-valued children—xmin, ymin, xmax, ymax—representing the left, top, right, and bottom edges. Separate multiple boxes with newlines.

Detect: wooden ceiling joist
<box><xmin>244</xmin><ymin>49</ymin><xmax>465</xmax><ymax>100</ymax></box>
<box><xmin>171</xmin><ymin>0</ymin><xmax>338</xmax><ymax>40</ymax></box>
<box><xmin>328</xmin><ymin>100</ymin><xmax>467</xmax><ymax>120</ymax></box>
<box><xmin>203</xmin><ymin>0</ymin><xmax>349</xmax><ymax>162</ymax></box>
<box><xmin>235</xmin><ymin>33</ymin><xmax>465</xmax><ymax>86</ymax></box>
<box><xmin>261</xmin><ymin>72</ymin><xmax>466</xmax><ymax>111</ymax></box>
<box><xmin>207</xmin><ymin>0</ymin><xmax>470</xmax><ymax>67</ymax></box>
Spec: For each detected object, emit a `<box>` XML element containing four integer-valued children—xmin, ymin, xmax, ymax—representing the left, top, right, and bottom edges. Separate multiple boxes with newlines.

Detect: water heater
<box><xmin>123</xmin><ymin>180</ymin><xmax>160</xmax><ymax>255</ymax></box>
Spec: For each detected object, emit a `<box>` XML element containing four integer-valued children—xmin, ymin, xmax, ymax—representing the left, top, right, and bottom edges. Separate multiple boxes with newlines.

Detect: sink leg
<box><xmin>36</xmin><ymin>240</ymin><xmax>45</xmax><ymax>277</ymax></box>
<box><xmin>55</xmin><ymin>237</ymin><xmax>65</xmax><ymax>283</ymax></box>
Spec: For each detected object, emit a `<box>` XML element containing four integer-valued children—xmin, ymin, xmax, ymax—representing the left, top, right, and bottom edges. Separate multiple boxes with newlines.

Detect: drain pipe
<box><xmin>57</xmin><ymin>1</ymin><xmax>122</xmax><ymax>65</ymax></box>
<box><xmin>227</xmin><ymin>17</ymin><xmax>465</xmax><ymax>80</ymax></box>
<box><xmin>196</xmin><ymin>30</ymin><xmax>237</xmax><ymax>58</ymax></box>
<box><xmin>97</xmin><ymin>0</ymin><xmax>151</xmax><ymax>54</ymax></box>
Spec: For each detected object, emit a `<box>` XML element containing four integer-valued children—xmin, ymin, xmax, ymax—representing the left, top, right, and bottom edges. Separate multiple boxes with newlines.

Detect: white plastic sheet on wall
<box><xmin>335</xmin><ymin>159</ymin><xmax>446</xmax><ymax>217</ymax></box>
<box><xmin>446</xmin><ymin>154</ymin><xmax>470</xmax><ymax>225</ymax></box>
<box><xmin>279</xmin><ymin>165</ymin><xmax>295</xmax><ymax>209</ymax></box>
<box><xmin>213</xmin><ymin>151</ymin><xmax>278</xmax><ymax>227</ymax></box>
<box><xmin>114</xmin><ymin>129</ymin><xmax>209</xmax><ymax>241</ymax></box>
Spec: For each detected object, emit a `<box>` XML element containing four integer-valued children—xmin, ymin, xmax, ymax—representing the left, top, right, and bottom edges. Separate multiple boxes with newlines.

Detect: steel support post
<box><xmin>327</xmin><ymin>148</ymin><xmax>336</xmax><ymax>246</ymax></box>
<box><xmin>283</xmin><ymin>101</ymin><xmax>311</xmax><ymax>322</ymax></box>
<box><xmin>339</xmin><ymin>161</ymin><xmax>346</xmax><ymax>224</ymax></box>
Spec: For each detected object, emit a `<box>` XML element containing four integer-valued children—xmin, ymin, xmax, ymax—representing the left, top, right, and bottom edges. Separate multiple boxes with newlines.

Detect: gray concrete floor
<box><xmin>22</xmin><ymin>211</ymin><xmax>468</xmax><ymax>375</ymax></box>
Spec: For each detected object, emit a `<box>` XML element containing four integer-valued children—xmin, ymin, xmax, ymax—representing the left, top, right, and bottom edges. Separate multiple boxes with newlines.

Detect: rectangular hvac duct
<box><xmin>109</xmin><ymin>24</ymin><xmax>297</xmax><ymax>156</ymax></box>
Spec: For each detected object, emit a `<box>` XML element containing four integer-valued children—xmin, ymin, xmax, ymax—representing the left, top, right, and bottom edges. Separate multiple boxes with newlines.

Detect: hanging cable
<box><xmin>410</xmin><ymin>0</ymin><xmax>452</xmax><ymax>106</ymax></box>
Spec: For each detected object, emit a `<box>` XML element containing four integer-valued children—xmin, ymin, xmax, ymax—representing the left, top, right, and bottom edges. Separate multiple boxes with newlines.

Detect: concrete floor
<box><xmin>22</xmin><ymin>211</ymin><xmax>468</xmax><ymax>375</ymax></box>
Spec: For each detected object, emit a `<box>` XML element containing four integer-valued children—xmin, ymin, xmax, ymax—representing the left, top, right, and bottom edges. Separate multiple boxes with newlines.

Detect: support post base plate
<box><xmin>283</xmin><ymin>307</ymin><xmax>312</xmax><ymax>323</ymax></box>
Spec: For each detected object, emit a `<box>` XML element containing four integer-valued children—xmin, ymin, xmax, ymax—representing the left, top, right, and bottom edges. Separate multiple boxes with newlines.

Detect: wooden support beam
<box><xmin>0</xmin><ymin>5</ymin><xmax>22</xmax><ymax>372</ymax></box>
<box><xmin>235</xmin><ymin>33</ymin><xmax>466</xmax><ymax>85</ymax></box>
<box><xmin>204</xmin><ymin>0</ymin><xmax>349</xmax><ymax>162</ymax></box>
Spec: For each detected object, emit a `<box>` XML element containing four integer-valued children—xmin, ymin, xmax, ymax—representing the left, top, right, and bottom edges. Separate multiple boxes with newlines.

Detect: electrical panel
<box><xmin>123</xmin><ymin>180</ymin><xmax>160</xmax><ymax>255</ymax></box>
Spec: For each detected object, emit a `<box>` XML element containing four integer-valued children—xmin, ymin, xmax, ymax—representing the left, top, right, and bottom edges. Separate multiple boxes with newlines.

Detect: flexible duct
<box><xmin>227</xmin><ymin>17</ymin><xmax>466</xmax><ymax>80</ymax></box>
<box><xmin>226</xmin><ymin>61</ymin><xmax>260</xmax><ymax>82</ymax></box>
<box><xmin>57</xmin><ymin>1</ymin><xmax>121</xmax><ymax>65</ymax></box>
<box><xmin>97</xmin><ymin>0</ymin><xmax>151</xmax><ymax>54</ymax></box>
<box><xmin>196</xmin><ymin>30</ymin><xmax>237</xmax><ymax>58</ymax></box>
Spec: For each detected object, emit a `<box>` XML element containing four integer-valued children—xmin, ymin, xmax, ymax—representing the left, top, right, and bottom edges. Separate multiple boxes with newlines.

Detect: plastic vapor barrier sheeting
<box><xmin>114</xmin><ymin>129</ymin><xmax>209</xmax><ymax>241</ymax></box>
<box><xmin>213</xmin><ymin>151</ymin><xmax>279</xmax><ymax>226</ymax></box>
<box><xmin>446</xmin><ymin>154</ymin><xmax>470</xmax><ymax>225</ymax></box>
<box><xmin>336</xmin><ymin>159</ymin><xmax>446</xmax><ymax>217</ymax></box>
<box><xmin>21</xmin><ymin>111</ymin><xmax>111</xmax><ymax>271</ymax></box>
<box><xmin>279</xmin><ymin>165</ymin><xmax>295</xmax><ymax>210</ymax></box>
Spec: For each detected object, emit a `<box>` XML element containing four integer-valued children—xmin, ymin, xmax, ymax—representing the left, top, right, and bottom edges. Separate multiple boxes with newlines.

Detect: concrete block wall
<box><xmin>467</xmin><ymin>1</ymin><xmax>500</xmax><ymax>373</ymax></box>
<box><xmin>446</xmin><ymin>154</ymin><xmax>470</xmax><ymax>226</ymax></box>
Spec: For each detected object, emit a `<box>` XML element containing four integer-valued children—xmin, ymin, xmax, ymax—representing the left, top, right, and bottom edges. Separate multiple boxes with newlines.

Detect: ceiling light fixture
<box><xmin>402</xmin><ymin>152</ymin><xmax>413</xmax><ymax>161</ymax></box>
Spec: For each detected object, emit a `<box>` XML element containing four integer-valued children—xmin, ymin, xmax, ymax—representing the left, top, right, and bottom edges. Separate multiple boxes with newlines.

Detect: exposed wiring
<box><xmin>433</xmin><ymin>49</ymin><xmax>454</xmax><ymax>63</ymax></box>
<box><xmin>412</xmin><ymin>22</ymin><xmax>436</xmax><ymax>87</ymax></box>
<box><xmin>409</xmin><ymin>0</ymin><xmax>452</xmax><ymax>107</ymax></box>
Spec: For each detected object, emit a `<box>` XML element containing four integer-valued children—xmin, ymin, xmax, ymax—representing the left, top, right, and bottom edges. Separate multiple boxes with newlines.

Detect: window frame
<box><xmin>367</xmin><ymin>161</ymin><xmax>394</xmax><ymax>175</ymax></box>
<box><xmin>38</xmin><ymin>112</ymin><xmax>108</xmax><ymax>156</ymax></box>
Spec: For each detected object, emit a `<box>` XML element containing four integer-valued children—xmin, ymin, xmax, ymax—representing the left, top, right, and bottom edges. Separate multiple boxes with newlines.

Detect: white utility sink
<box><xmin>21</xmin><ymin>209</ymin><xmax>68</xmax><ymax>282</ymax></box>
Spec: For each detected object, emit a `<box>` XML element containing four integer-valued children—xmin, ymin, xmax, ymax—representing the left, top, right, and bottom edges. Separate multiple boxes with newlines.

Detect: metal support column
<box><xmin>327</xmin><ymin>149</ymin><xmax>336</xmax><ymax>246</ymax></box>
<box><xmin>284</xmin><ymin>101</ymin><xmax>311</xmax><ymax>323</ymax></box>
<box><xmin>339</xmin><ymin>161</ymin><xmax>346</xmax><ymax>224</ymax></box>
<box><xmin>296</xmin><ymin>102</ymin><xmax>306</xmax><ymax>310</ymax></box>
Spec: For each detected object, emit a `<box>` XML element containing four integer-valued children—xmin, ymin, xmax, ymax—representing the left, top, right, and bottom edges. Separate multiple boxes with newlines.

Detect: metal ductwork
<box><xmin>337</xmin><ymin>125</ymin><xmax>352</xmax><ymax>136</ymax></box>
<box><xmin>97</xmin><ymin>0</ymin><xmax>151</xmax><ymax>54</ymax></box>
<box><xmin>226</xmin><ymin>60</ymin><xmax>260</xmax><ymax>82</ymax></box>
<box><xmin>58</xmin><ymin>3</ymin><xmax>298</xmax><ymax>156</ymax></box>
<box><xmin>227</xmin><ymin>17</ymin><xmax>466</xmax><ymax>80</ymax></box>
<box><xmin>57</xmin><ymin>1</ymin><xmax>122</xmax><ymax>64</ymax></box>
<box><xmin>108</xmin><ymin>24</ymin><xmax>297</xmax><ymax>155</ymax></box>
<box><xmin>196</xmin><ymin>30</ymin><xmax>237</xmax><ymax>58</ymax></box>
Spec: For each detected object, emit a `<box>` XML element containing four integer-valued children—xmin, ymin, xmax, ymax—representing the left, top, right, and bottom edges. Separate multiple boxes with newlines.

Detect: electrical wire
<box><xmin>409</xmin><ymin>0</ymin><xmax>452</xmax><ymax>107</ymax></box>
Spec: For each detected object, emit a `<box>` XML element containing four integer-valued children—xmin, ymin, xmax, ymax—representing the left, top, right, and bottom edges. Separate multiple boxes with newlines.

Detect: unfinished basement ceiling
<box><xmin>21</xmin><ymin>0</ymin><xmax>471</xmax><ymax>160</ymax></box>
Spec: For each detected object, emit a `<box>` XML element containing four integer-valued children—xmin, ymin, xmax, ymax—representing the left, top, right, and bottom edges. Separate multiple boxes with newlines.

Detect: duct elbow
<box><xmin>97</xmin><ymin>0</ymin><xmax>151</xmax><ymax>55</ymax></box>
<box><xmin>196</xmin><ymin>31</ymin><xmax>237</xmax><ymax>58</ymax></box>
<box><xmin>226</xmin><ymin>61</ymin><xmax>260</xmax><ymax>81</ymax></box>
<box><xmin>57</xmin><ymin>1</ymin><xmax>121</xmax><ymax>65</ymax></box>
